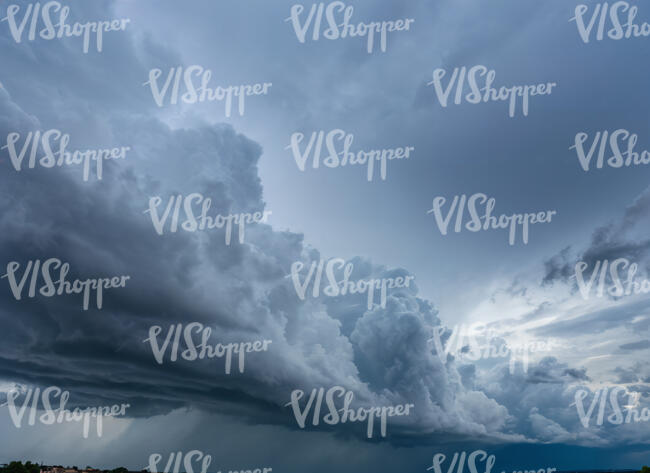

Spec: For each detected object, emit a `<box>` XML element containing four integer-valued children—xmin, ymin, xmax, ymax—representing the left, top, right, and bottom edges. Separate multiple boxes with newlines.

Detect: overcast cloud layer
<box><xmin>1</xmin><ymin>0</ymin><xmax>650</xmax><ymax>471</ymax></box>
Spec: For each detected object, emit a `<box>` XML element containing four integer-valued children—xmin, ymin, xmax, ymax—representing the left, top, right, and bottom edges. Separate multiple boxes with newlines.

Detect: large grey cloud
<box><xmin>0</xmin><ymin>2</ymin><xmax>521</xmax><ymax>446</ymax></box>
<box><xmin>1</xmin><ymin>1</ymin><xmax>650</xmax><ymax>469</ymax></box>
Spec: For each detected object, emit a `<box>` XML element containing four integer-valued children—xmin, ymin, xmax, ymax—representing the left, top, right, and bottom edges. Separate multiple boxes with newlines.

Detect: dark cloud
<box><xmin>1</xmin><ymin>0</ymin><xmax>650</xmax><ymax>469</ymax></box>
<box><xmin>542</xmin><ymin>187</ymin><xmax>650</xmax><ymax>289</ymax></box>
<box><xmin>619</xmin><ymin>340</ymin><xmax>650</xmax><ymax>351</ymax></box>
<box><xmin>0</xmin><ymin>30</ymin><xmax>517</xmax><ymax>447</ymax></box>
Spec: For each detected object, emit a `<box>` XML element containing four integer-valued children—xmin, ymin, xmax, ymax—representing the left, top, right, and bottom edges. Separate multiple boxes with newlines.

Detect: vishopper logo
<box><xmin>1</xmin><ymin>385</ymin><xmax>130</xmax><ymax>438</ymax></box>
<box><xmin>290</xmin><ymin>258</ymin><xmax>415</xmax><ymax>309</ymax></box>
<box><xmin>1</xmin><ymin>1</ymin><xmax>130</xmax><ymax>53</ymax></box>
<box><xmin>427</xmin><ymin>65</ymin><xmax>557</xmax><ymax>118</ymax></box>
<box><xmin>143</xmin><ymin>323</ymin><xmax>272</xmax><ymax>375</ymax></box>
<box><xmin>287</xmin><ymin>129</ymin><xmax>415</xmax><ymax>182</ymax></box>
<box><xmin>427</xmin><ymin>193</ymin><xmax>557</xmax><ymax>246</ymax></box>
<box><xmin>143</xmin><ymin>193</ymin><xmax>271</xmax><ymax>244</ymax></box>
<box><xmin>573</xmin><ymin>258</ymin><xmax>650</xmax><ymax>300</ymax></box>
<box><xmin>1</xmin><ymin>258</ymin><xmax>130</xmax><ymax>310</ymax></box>
<box><xmin>286</xmin><ymin>2</ymin><xmax>415</xmax><ymax>54</ymax></box>
<box><xmin>573</xmin><ymin>385</ymin><xmax>650</xmax><ymax>427</ymax></box>
<box><xmin>147</xmin><ymin>450</ymin><xmax>272</xmax><ymax>473</ymax></box>
<box><xmin>143</xmin><ymin>65</ymin><xmax>272</xmax><ymax>117</ymax></box>
<box><xmin>1</xmin><ymin>130</ymin><xmax>130</xmax><ymax>181</ymax></box>
<box><xmin>571</xmin><ymin>1</ymin><xmax>650</xmax><ymax>43</ymax></box>
<box><xmin>427</xmin><ymin>323</ymin><xmax>554</xmax><ymax>374</ymax></box>
<box><xmin>427</xmin><ymin>450</ymin><xmax>557</xmax><ymax>473</ymax></box>
<box><xmin>571</xmin><ymin>129</ymin><xmax>650</xmax><ymax>171</ymax></box>
<box><xmin>286</xmin><ymin>386</ymin><xmax>414</xmax><ymax>438</ymax></box>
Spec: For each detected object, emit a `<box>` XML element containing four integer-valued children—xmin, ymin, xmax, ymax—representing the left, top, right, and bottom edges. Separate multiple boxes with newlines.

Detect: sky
<box><xmin>0</xmin><ymin>0</ymin><xmax>649</xmax><ymax>471</ymax></box>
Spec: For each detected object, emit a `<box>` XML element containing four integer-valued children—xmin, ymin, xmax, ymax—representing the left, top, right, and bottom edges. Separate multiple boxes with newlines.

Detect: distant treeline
<box><xmin>0</xmin><ymin>463</ymin><xmax>132</xmax><ymax>473</ymax></box>
<box><xmin>3</xmin><ymin>463</ymin><xmax>646</xmax><ymax>473</ymax></box>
